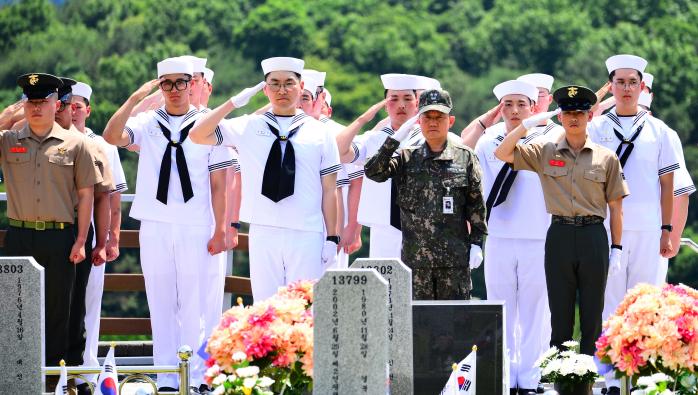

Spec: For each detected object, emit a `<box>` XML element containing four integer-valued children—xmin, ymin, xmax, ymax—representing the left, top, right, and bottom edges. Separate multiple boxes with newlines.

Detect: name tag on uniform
<box><xmin>256</xmin><ymin>130</ymin><xmax>271</xmax><ymax>136</ymax></box>
<box><xmin>10</xmin><ymin>146</ymin><xmax>27</xmax><ymax>153</ymax></box>
<box><xmin>549</xmin><ymin>159</ymin><xmax>565</xmax><ymax>167</ymax></box>
<box><xmin>443</xmin><ymin>196</ymin><xmax>454</xmax><ymax>214</ymax></box>
<box><xmin>600</xmin><ymin>135</ymin><xmax>614</xmax><ymax>142</ymax></box>
<box><xmin>487</xmin><ymin>152</ymin><xmax>498</xmax><ymax>161</ymax></box>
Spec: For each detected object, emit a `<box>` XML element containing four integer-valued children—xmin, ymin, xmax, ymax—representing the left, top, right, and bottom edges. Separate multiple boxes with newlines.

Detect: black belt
<box><xmin>551</xmin><ymin>215</ymin><xmax>604</xmax><ymax>226</ymax></box>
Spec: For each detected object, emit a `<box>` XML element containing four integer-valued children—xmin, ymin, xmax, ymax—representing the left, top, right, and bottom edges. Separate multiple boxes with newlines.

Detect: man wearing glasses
<box><xmin>586</xmin><ymin>55</ymin><xmax>679</xmax><ymax>395</ymax></box>
<box><xmin>103</xmin><ymin>57</ymin><xmax>235</xmax><ymax>393</ymax></box>
<box><xmin>190</xmin><ymin>57</ymin><xmax>341</xmax><ymax>302</ymax></box>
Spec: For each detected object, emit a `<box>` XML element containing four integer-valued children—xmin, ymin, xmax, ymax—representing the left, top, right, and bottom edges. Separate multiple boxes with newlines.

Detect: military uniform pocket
<box><xmin>7</xmin><ymin>153</ymin><xmax>30</xmax><ymax>165</ymax></box>
<box><xmin>48</xmin><ymin>155</ymin><xmax>74</xmax><ymax>166</ymax></box>
<box><xmin>543</xmin><ymin>165</ymin><xmax>569</xmax><ymax>177</ymax></box>
<box><xmin>583</xmin><ymin>168</ymin><xmax>606</xmax><ymax>183</ymax></box>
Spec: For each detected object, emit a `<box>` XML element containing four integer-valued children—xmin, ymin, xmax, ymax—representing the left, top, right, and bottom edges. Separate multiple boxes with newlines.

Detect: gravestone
<box><xmin>350</xmin><ymin>258</ymin><xmax>413</xmax><ymax>395</ymax></box>
<box><xmin>314</xmin><ymin>269</ymin><xmax>389</xmax><ymax>395</ymax></box>
<box><xmin>0</xmin><ymin>257</ymin><xmax>45</xmax><ymax>393</ymax></box>
<box><xmin>413</xmin><ymin>301</ymin><xmax>506</xmax><ymax>395</ymax></box>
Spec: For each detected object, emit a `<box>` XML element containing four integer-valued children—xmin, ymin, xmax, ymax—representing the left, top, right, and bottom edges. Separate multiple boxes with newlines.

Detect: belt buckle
<box><xmin>574</xmin><ymin>217</ymin><xmax>584</xmax><ymax>226</ymax></box>
<box><xmin>35</xmin><ymin>220</ymin><xmax>46</xmax><ymax>231</ymax></box>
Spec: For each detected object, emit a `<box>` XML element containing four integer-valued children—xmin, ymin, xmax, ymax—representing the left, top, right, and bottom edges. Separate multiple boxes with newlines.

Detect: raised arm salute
<box><xmin>496</xmin><ymin>85</ymin><xmax>628</xmax><ymax>360</ymax></box>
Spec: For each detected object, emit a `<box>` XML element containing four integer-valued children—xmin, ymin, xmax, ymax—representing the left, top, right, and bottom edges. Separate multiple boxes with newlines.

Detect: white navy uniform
<box><xmin>656</xmin><ymin>118</ymin><xmax>695</xmax><ymax>283</ymax></box>
<box><xmin>125</xmin><ymin>106</ymin><xmax>235</xmax><ymax>389</ymax></box>
<box><xmin>475</xmin><ymin>121</ymin><xmax>563</xmax><ymax>390</ymax></box>
<box><xmin>216</xmin><ymin>110</ymin><xmax>341</xmax><ymax>301</ymax></box>
<box><xmin>588</xmin><ymin>109</ymin><xmax>679</xmax><ymax>323</ymax></box>
<box><xmin>80</xmin><ymin>128</ymin><xmax>128</xmax><ymax>382</ymax></box>
<box><xmin>351</xmin><ymin>122</ymin><xmax>424</xmax><ymax>258</ymax></box>
<box><xmin>321</xmin><ymin>116</ymin><xmax>360</xmax><ymax>268</ymax></box>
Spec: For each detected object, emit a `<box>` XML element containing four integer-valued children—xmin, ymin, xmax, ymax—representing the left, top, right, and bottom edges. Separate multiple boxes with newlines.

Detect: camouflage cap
<box><xmin>418</xmin><ymin>89</ymin><xmax>452</xmax><ymax>114</ymax></box>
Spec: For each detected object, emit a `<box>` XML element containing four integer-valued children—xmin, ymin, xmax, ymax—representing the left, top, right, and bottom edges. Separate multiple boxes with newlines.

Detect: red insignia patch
<box><xmin>549</xmin><ymin>159</ymin><xmax>565</xmax><ymax>167</ymax></box>
<box><xmin>10</xmin><ymin>146</ymin><xmax>27</xmax><ymax>153</ymax></box>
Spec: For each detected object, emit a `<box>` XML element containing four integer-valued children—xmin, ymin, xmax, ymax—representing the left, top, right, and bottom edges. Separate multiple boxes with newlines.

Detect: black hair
<box><xmin>608</xmin><ymin>70</ymin><xmax>643</xmax><ymax>81</ymax></box>
<box><xmin>383</xmin><ymin>89</ymin><xmax>418</xmax><ymax>98</ymax></box>
<box><xmin>264</xmin><ymin>72</ymin><xmax>302</xmax><ymax>81</ymax></box>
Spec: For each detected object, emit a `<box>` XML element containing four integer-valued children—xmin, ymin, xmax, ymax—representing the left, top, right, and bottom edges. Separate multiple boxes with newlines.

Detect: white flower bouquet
<box><xmin>535</xmin><ymin>341</ymin><xmax>598</xmax><ymax>392</ymax></box>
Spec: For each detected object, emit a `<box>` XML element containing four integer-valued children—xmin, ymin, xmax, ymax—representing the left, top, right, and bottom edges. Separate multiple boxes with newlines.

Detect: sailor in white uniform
<box><xmin>103</xmin><ymin>57</ymin><xmax>235</xmax><ymax>391</ymax></box>
<box><xmin>475</xmin><ymin>79</ymin><xmax>561</xmax><ymax>395</ymax></box>
<box><xmin>588</xmin><ymin>55</ymin><xmax>679</xmax><ymax>395</ymax></box>
<box><xmin>334</xmin><ymin>74</ymin><xmax>426</xmax><ymax>259</ymax></box>
<box><xmin>189</xmin><ymin>57</ymin><xmax>341</xmax><ymax>302</ymax></box>
<box><xmin>70</xmin><ymin>82</ymin><xmax>129</xmax><ymax>388</ymax></box>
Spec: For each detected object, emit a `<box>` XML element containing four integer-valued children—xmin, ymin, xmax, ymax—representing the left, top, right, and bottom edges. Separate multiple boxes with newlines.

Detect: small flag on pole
<box><xmin>54</xmin><ymin>360</ymin><xmax>68</xmax><ymax>395</ymax></box>
<box><xmin>439</xmin><ymin>345</ymin><xmax>477</xmax><ymax>395</ymax></box>
<box><xmin>95</xmin><ymin>344</ymin><xmax>119</xmax><ymax>395</ymax></box>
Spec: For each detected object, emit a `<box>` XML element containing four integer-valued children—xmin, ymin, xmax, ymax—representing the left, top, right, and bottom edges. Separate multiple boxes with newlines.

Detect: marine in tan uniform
<box><xmin>1</xmin><ymin>73</ymin><xmax>102</xmax><ymax>368</ymax></box>
<box><xmin>495</xmin><ymin>85</ymin><xmax>628</xmax><ymax>356</ymax></box>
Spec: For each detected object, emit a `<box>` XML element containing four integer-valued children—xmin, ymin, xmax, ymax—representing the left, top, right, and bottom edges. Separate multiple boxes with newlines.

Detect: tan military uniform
<box><xmin>1</xmin><ymin>123</ymin><xmax>102</xmax><ymax>223</ymax></box>
<box><xmin>513</xmin><ymin>134</ymin><xmax>628</xmax><ymax>216</ymax></box>
<box><xmin>512</xmin><ymin>132</ymin><xmax>628</xmax><ymax>356</ymax></box>
<box><xmin>69</xmin><ymin>124</ymin><xmax>114</xmax><ymax>194</ymax></box>
<box><xmin>1</xmin><ymin>122</ymin><xmax>102</xmax><ymax>366</ymax></box>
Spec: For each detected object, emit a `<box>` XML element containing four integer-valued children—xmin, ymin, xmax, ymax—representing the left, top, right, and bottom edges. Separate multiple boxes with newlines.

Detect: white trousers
<box><xmin>656</xmin><ymin>257</ymin><xmax>669</xmax><ymax>284</ymax></box>
<box><xmin>368</xmin><ymin>224</ymin><xmax>402</xmax><ymax>259</ymax></box>
<box><xmin>140</xmin><ymin>220</ymin><xmax>215</xmax><ymax>389</ymax></box>
<box><xmin>248</xmin><ymin>224</ymin><xmax>324</xmax><ymax>302</ymax></box>
<box><xmin>485</xmin><ymin>237</ymin><xmax>550</xmax><ymax>389</ymax></box>
<box><xmin>203</xmin><ymin>252</ymin><xmax>227</xmax><ymax>341</ymax></box>
<box><xmin>603</xmin><ymin>230</ymin><xmax>660</xmax><ymax>388</ymax></box>
<box><xmin>79</xmin><ymin>262</ymin><xmax>105</xmax><ymax>383</ymax></box>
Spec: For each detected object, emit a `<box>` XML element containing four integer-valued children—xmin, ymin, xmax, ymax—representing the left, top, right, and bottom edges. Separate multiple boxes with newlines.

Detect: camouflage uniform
<box><xmin>364</xmin><ymin>132</ymin><xmax>487</xmax><ymax>300</ymax></box>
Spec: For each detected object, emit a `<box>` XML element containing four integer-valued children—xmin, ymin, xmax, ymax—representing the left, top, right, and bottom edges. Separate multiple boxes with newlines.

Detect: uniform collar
<box><xmin>605</xmin><ymin>107</ymin><xmax>648</xmax><ymax>134</ymax></box>
<box><xmin>154</xmin><ymin>105</ymin><xmax>199</xmax><ymax>131</ymax></box>
<box><xmin>262</xmin><ymin>109</ymin><xmax>310</xmax><ymax>132</ymax></box>
<box><xmin>555</xmin><ymin>133</ymin><xmax>594</xmax><ymax>153</ymax></box>
<box><xmin>23</xmin><ymin>122</ymin><xmax>69</xmax><ymax>142</ymax></box>
<box><xmin>419</xmin><ymin>133</ymin><xmax>460</xmax><ymax>161</ymax></box>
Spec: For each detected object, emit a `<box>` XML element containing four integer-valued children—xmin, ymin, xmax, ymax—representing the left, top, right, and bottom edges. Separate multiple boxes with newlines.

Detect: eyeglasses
<box><xmin>612</xmin><ymin>81</ymin><xmax>640</xmax><ymax>89</ymax></box>
<box><xmin>160</xmin><ymin>78</ymin><xmax>191</xmax><ymax>92</ymax></box>
<box><xmin>267</xmin><ymin>81</ymin><xmax>298</xmax><ymax>92</ymax></box>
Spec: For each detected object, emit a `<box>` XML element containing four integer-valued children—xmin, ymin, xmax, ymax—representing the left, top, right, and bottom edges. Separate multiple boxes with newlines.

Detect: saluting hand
<box><xmin>130</xmin><ymin>79</ymin><xmax>159</xmax><ymax>102</ymax></box>
<box><xmin>479</xmin><ymin>102</ymin><xmax>503</xmax><ymax>129</ymax></box>
<box><xmin>69</xmin><ymin>242</ymin><xmax>86</xmax><ymax>264</ymax></box>
<box><xmin>230</xmin><ymin>81</ymin><xmax>266</xmax><ymax>108</ymax></box>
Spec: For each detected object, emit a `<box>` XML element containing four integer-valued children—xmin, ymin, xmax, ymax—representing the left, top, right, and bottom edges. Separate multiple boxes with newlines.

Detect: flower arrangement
<box><xmin>535</xmin><ymin>341</ymin><xmax>598</xmax><ymax>392</ymax></box>
<box><xmin>595</xmin><ymin>283</ymin><xmax>698</xmax><ymax>394</ymax></box>
<box><xmin>205</xmin><ymin>280</ymin><xmax>315</xmax><ymax>395</ymax></box>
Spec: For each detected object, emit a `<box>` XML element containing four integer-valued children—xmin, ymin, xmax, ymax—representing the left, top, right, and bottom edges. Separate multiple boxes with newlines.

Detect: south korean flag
<box><xmin>440</xmin><ymin>346</ymin><xmax>477</xmax><ymax>395</ymax></box>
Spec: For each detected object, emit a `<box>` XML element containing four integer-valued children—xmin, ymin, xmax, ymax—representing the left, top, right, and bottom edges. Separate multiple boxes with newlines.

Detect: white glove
<box><xmin>230</xmin><ymin>81</ymin><xmax>266</xmax><ymax>108</ymax></box>
<box><xmin>469</xmin><ymin>245</ymin><xmax>483</xmax><ymax>269</ymax></box>
<box><xmin>321</xmin><ymin>240</ymin><xmax>338</xmax><ymax>267</ymax></box>
<box><xmin>391</xmin><ymin>115</ymin><xmax>419</xmax><ymax>142</ymax></box>
<box><xmin>522</xmin><ymin>108</ymin><xmax>561</xmax><ymax>129</ymax></box>
<box><xmin>608</xmin><ymin>248</ymin><xmax>622</xmax><ymax>276</ymax></box>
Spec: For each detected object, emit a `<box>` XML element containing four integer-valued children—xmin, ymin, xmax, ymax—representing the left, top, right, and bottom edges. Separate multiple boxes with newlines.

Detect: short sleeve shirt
<box><xmin>0</xmin><ymin>123</ymin><xmax>103</xmax><ymax>223</ymax></box>
<box><xmin>124</xmin><ymin>106</ymin><xmax>235</xmax><ymax>225</ymax></box>
<box><xmin>513</xmin><ymin>134</ymin><xmax>629</xmax><ymax>218</ymax></box>
<box><xmin>475</xmin><ymin>122</ymin><xmax>564</xmax><ymax>239</ymax></box>
<box><xmin>587</xmin><ymin>110</ymin><xmax>678</xmax><ymax>229</ymax></box>
<box><xmin>216</xmin><ymin>110</ymin><xmax>341</xmax><ymax>233</ymax></box>
<box><xmin>87</xmin><ymin>128</ymin><xmax>128</xmax><ymax>193</ymax></box>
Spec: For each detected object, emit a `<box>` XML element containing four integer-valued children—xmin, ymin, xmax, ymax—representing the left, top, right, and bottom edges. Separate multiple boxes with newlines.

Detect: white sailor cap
<box><xmin>72</xmin><ymin>82</ymin><xmax>92</xmax><ymax>101</ymax></box>
<box><xmin>638</xmin><ymin>91</ymin><xmax>653</xmax><ymax>109</ymax></box>
<box><xmin>643</xmin><ymin>72</ymin><xmax>654</xmax><ymax>89</ymax></box>
<box><xmin>415</xmin><ymin>76</ymin><xmax>441</xmax><ymax>90</ymax></box>
<box><xmin>517</xmin><ymin>73</ymin><xmax>554</xmax><ymax>91</ymax></box>
<box><xmin>605</xmin><ymin>54</ymin><xmax>647</xmax><ymax>74</ymax></box>
<box><xmin>203</xmin><ymin>67</ymin><xmax>214</xmax><ymax>84</ymax></box>
<box><xmin>261</xmin><ymin>57</ymin><xmax>304</xmax><ymax>75</ymax></box>
<box><xmin>303</xmin><ymin>69</ymin><xmax>326</xmax><ymax>86</ymax></box>
<box><xmin>381</xmin><ymin>73</ymin><xmax>421</xmax><ymax>90</ymax></box>
<box><xmin>324</xmin><ymin>88</ymin><xmax>332</xmax><ymax>107</ymax></box>
<box><xmin>301</xmin><ymin>75</ymin><xmax>320</xmax><ymax>99</ymax></box>
<box><xmin>178</xmin><ymin>55</ymin><xmax>207</xmax><ymax>73</ymax></box>
<box><xmin>157</xmin><ymin>57</ymin><xmax>193</xmax><ymax>78</ymax></box>
<box><xmin>493</xmin><ymin>80</ymin><xmax>538</xmax><ymax>102</ymax></box>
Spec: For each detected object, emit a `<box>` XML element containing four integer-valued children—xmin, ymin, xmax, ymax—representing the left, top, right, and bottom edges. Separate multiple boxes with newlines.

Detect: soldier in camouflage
<box><xmin>364</xmin><ymin>89</ymin><xmax>487</xmax><ymax>300</ymax></box>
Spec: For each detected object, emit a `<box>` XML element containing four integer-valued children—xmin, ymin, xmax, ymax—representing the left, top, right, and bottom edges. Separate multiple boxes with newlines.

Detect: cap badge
<box><xmin>567</xmin><ymin>87</ymin><xmax>578</xmax><ymax>98</ymax></box>
<box><xmin>428</xmin><ymin>91</ymin><xmax>439</xmax><ymax>101</ymax></box>
<box><xmin>28</xmin><ymin>74</ymin><xmax>39</xmax><ymax>86</ymax></box>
